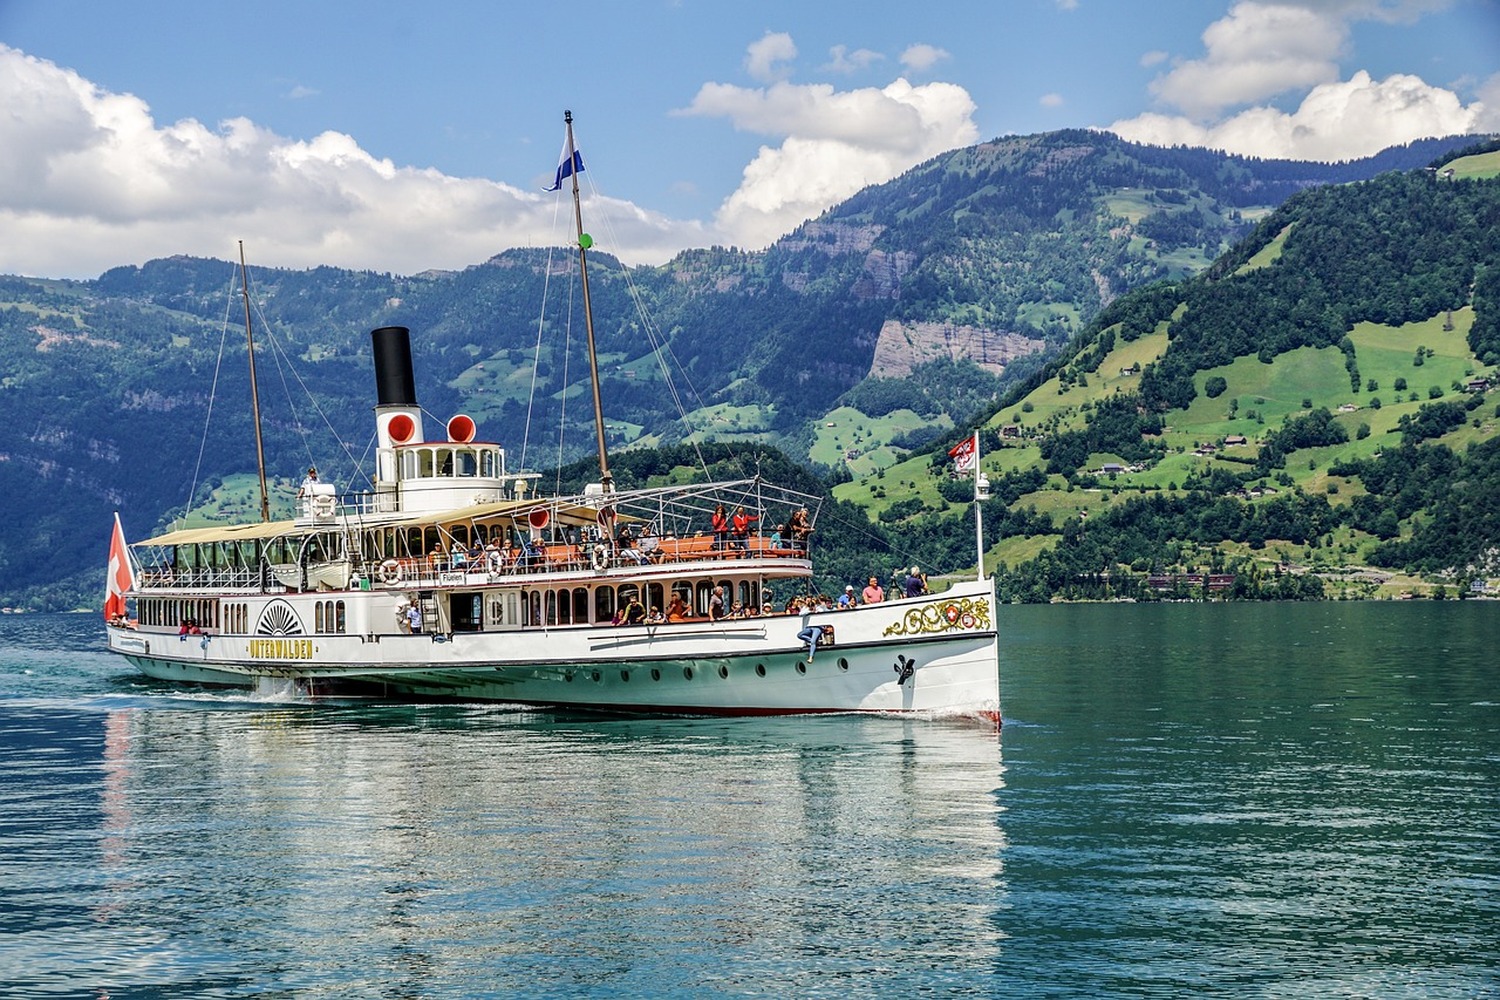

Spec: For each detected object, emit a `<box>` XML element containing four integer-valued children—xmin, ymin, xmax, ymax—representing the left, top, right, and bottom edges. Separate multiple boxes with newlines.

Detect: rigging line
<box><xmin>553</xmin><ymin>251</ymin><xmax>576</xmax><ymax>497</ymax></box>
<box><xmin>178</xmin><ymin>262</ymin><xmax>241</xmax><ymax>532</ymax></box>
<box><xmin>581</xmin><ymin>172</ymin><xmax>721</xmax><ymax>478</ymax></box>
<box><xmin>520</xmin><ymin>194</ymin><xmax>566</xmax><ymax>473</ymax></box>
<box><xmin>246</xmin><ymin>292</ymin><xmax>370</xmax><ymax>492</ymax></box>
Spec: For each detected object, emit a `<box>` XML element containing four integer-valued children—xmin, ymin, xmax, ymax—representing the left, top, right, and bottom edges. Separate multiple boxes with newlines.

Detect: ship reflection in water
<box><xmin>6</xmin><ymin>702</ymin><xmax>1005</xmax><ymax>996</ymax></box>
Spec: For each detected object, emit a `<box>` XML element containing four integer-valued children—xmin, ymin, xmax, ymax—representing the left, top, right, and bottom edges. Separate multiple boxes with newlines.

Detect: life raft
<box><xmin>379</xmin><ymin>558</ymin><xmax>403</xmax><ymax>586</ymax></box>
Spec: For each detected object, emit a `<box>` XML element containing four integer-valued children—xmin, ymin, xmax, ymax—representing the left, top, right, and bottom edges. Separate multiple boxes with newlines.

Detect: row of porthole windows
<box><xmin>564</xmin><ymin>658</ymin><xmax>849</xmax><ymax>682</ymax></box>
<box><xmin>314</xmin><ymin>600</ymin><xmax>347</xmax><ymax>634</ymax></box>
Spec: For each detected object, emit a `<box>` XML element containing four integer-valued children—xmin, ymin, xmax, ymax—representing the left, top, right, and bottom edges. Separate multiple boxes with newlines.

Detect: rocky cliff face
<box><xmin>869</xmin><ymin>320</ymin><xmax>1045</xmax><ymax>379</ymax></box>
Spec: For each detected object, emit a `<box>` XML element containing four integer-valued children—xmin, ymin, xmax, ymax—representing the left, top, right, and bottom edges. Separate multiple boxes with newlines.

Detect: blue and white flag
<box><xmin>545</xmin><ymin>149</ymin><xmax>584</xmax><ymax>191</ymax></box>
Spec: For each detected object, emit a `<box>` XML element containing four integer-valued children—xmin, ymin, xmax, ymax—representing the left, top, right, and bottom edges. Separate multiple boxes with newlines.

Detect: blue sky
<box><xmin>1</xmin><ymin>0</ymin><xmax>1497</xmax><ymax>277</ymax></box>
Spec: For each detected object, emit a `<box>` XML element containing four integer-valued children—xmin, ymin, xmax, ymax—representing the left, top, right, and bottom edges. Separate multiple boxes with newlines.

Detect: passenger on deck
<box><xmin>621</xmin><ymin>595</ymin><xmax>647</xmax><ymax>625</ymax></box>
<box><xmin>638</xmin><ymin>524</ymin><xmax>664</xmax><ymax>564</ymax></box>
<box><xmin>795</xmin><ymin>598</ymin><xmax>822</xmax><ymax>661</ymax></box>
<box><xmin>296</xmin><ymin>467</ymin><xmax>319</xmax><ymax>499</ymax></box>
<box><xmin>709</xmin><ymin>585</ymin><xmax>727</xmax><ymax>621</ymax></box>
<box><xmin>862</xmin><ymin>576</ymin><xmax>885</xmax><ymax>604</ymax></box>
<box><xmin>450</xmin><ymin>542</ymin><xmax>468</xmax><ymax>570</ymax></box>
<box><xmin>731</xmin><ymin>506</ymin><xmax>757</xmax><ymax>554</ymax></box>
<box><xmin>646</xmin><ymin>606</ymin><xmax>664</xmax><ymax>624</ymax></box>
<box><xmin>616</xmin><ymin>525</ymin><xmax>647</xmax><ymax>565</ymax></box>
<box><xmin>711</xmin><ymin>504</ymin><xmax>730</xmax><ymax>553</ymax></box>
<box><xmin>904</xmin><ymin>566</ymin><xmax>927</xmax><ymax>597</ymax></box>
<box><xmin>788</xmin><ymin>507</ymin><xmax>811</xmax><ymax>551</ymax></box>
<box><xmin>666</xmin><ymin>593</ymin><xmax>689</xmax><ymax>622</ymax></box>
<box><xmin>485</xmin><ymin>539</ymin><xmax>504</xmax><ymax>573</ymax></box>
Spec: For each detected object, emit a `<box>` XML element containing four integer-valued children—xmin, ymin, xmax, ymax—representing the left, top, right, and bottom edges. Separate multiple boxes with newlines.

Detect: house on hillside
<box><xmin>1223</xmin><ymin>435</ymin><xmax>1247</xmax><ymax>446</ymax></box>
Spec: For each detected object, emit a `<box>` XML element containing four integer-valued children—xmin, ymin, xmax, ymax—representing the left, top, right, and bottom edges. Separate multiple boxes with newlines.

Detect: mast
<box><xmin>238</xmin><ymin>241</ymin><xmax>272</xmax><ymax>522</ymax></box>
<box><xmin>973</xmin><ymin>431</ymin><xmax>985</xmax><ymax>581</ymax></box>
<box><xmin>564</xmin><ymin>110</ymin><xmax>613</xmax><ymax>494</ymax></box>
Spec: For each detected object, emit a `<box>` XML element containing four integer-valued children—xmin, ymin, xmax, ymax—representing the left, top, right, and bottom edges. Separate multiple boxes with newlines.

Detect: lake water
<box><xmin>1</xmin><ymin>603</ymin><xmax>1496</xmax><ymax>998</ymax></box>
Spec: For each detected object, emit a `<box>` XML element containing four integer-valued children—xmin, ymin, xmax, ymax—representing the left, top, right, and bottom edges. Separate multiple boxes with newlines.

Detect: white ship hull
<box><xmin>107</xmin><ymin>578</ymin><xmax>999</xmax><ymax>718</ymax></box>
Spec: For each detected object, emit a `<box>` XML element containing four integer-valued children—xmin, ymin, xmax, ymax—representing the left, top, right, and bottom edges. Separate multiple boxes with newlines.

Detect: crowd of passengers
<box><xmin>403</xmin><ymin>504</ymin><xmax>816</xmax><ymax>575</ymax></box>
<box><xmin>607</xmin><ymin>566</ymin><xmax>929</xmax><ymax>626</ymax></box>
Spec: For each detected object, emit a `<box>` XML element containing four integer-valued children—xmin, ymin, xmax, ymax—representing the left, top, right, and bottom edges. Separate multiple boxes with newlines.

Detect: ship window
<box><xmin>417</xmin><ymin>448</ymin><xmax>435</xmax><ymax>479</ymax></box>
<box><xmin>545</xmin><ymin>590</ymin><xmax>558</xmax><ymax>626</ymax></box>
<box><xmin>694</xmin><ymin>580</ymin><xmax>713</xmax><ymax>616</ymax></box>
<box><xmin>481</xmin><ymin>449</ymin><xmax>496</xmax><ymax>477</ymax></box>
<box><xmin>554</xmin><ymin>589</ymin><xmax>570</xmax><ymax>624</ymax></box>
<box><xmin>335</xmin><ymin>601</ymin><xmax>346</xmax><ymax>633</ymax></box>
<box><xmin>646</xmin><ymin>583</ymin><xmax>664</xmax><ymax>614</ymax></box>
<box><xmin>572</xmin><ymin>588</ymin><xmax>588</xmax><ymax>623</ymax></box>
<box><xmin>457</xmin><ymin>449</ymin><xmax>477</xmax><ymax>477</ymax></box>
<box><xmin>437</xmin><ymin>448</ymin><xmax>454</xmax><ymax>477</ymax></box>
<box><xmin>739</xmin><ymin>581</ymin><xmax>758</xmax><ymax>610</ymax></box>
<box><xmin>595</xmin><ymin>586</ymin><xmax>616</xmax><ymax>622</ymax></box>
<box><xmin>618</xmin><ymin>584</ymin><xmax>639</xmax><ymax>606</ymax></box>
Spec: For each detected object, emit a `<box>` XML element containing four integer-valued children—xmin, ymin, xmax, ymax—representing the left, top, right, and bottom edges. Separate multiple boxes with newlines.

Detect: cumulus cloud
<box><xmin>0</xmin><ymin>45</ymin><xmax>708</xmax><ymax>278</ymax></box>
<box><xmin>1478</xmin><ymin>72</ymin><xmax>1500</xmax><ymax>130</ymax></box>
<box><xmin>1111</xmin><ymin>1</ymin><xmax>1493</xmax><ymax>161</ymax></box>
<box><xmin>899</xmin><ymin>44</ymin><xmax>951</xmax><ymax>74</ymax></box>
<box><xmin>1111</xmin><ymin>70</ymin><xmax>1487</xmax><ymax>161</ymax></box>
<box><xmin>824</xmin><ymin>44</ymin><xmax>883</xmax><ymax>74</ymax></box>
<box><xmin>1151</xmin><ymin>2</ymin><xmax>1345</xmax><ymax>117</ymax></box>
<box><xmin>679</xmin><ymin>73</ymin><xmax>978</xmax><ymax>249</ymax></box>
<box><xmin>745</xmin><ymin>32</ymin><xmax>797</xmax><ymax>83</ymax></box>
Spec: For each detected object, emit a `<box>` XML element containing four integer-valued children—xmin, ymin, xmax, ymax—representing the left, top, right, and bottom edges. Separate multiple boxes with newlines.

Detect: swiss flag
<box><xmin>104</xmin><ymin>513</ymin><xmax>135</xmax><ymax>622</ymax></box>
<box><xmin>948</xmin><ymin>432</ymin><xmax>978</xmax><ymax>474</ymax></box>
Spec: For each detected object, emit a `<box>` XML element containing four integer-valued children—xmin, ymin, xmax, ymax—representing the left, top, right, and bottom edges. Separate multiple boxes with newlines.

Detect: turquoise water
<box><xmin>1</xmin><ymin>604</ymin><xmax>1496</xmax><ymax>997</ymax></box>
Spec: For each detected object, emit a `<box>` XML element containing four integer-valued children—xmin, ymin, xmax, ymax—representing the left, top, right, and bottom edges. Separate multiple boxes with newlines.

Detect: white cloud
<box><xmin>745</xmin><ymin>31</ymin><xmax>797</xmax><ymax>84</ymax></box>
<box><xmin>1150</xmin><ymin>2</ymin><xmax>1346</xmax><ymax>117</ymax></box>
<box><xmin>1478</xmin><ymin>72</ymin><xmax>1500</xmax><ymax>130</ymax></box>
<box><xmin>1040</xmin><ymin>93</ymin><xmax>1066</xmax><ymax>108</ymax></box>
<box><xmin>679</xmin><ymin>74</ymin><xmax>978</xmax><ymax>249</ymax></box>
<box><xmin>0</xmin><ymin>45</ymin><xmax>708</xmax><ymax>278</ymax></box>
<box><xmin>1140</xmin><ymin>50</ymin><xmax>1168</xmax><ymax>68</ymax></box>
<box><xmin>824</xmin><ymin>45</ymin><xmax>884</xmax><ymax>74</ymax></box>
<box><xmin>900</xmin><ymin>44</ymin><xmax>950</xmax><ymax>74</ymax></box>
<box><xmin>1110</xmin><ymin>70</ymin><xmax>1486</xmax><ymax>161</ymax></box>
<box><xmin>284</xmin><ymin>84</ymin><xmax>319</xmax><ymax>100</ymax></box>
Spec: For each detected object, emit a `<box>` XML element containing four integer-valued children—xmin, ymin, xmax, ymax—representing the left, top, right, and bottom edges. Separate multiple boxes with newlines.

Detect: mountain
<box><xmin>833</xmin><ymin>141</ymin><xmax>1500</xmax><ymax>601</ymax></box>
<box><xmin>0</xmin><ymin>131</ymin><xmax>1487</xmax><ymax>610</ymax></box>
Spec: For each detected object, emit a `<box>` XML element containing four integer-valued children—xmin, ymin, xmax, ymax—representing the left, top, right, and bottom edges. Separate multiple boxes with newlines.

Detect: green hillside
<box><xmin>0</xmin><ymin>132</ymin><xmax>1491</xmax><ymax>610</ymax></box>
<box><xmin>838</xmin><ymin>145</ymin><xmax>1500</xmax><ymax>601</ymax></box>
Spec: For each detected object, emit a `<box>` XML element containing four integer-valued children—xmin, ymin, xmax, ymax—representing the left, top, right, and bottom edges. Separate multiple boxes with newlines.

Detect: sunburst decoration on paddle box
<box><xmin>256</xmin><ymin>599</ymin><xmax>305</xmax><ymax>636</ymax></box>
<box><xmin>882</xmin><ymin>596</ymin><xmax>992</xmax><ymax>637</ymax></box>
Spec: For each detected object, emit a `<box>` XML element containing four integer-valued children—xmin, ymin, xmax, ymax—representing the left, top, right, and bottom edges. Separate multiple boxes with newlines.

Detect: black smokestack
<box><xmin>371</xmin><ymin>326</ymin><xmax>417</xmax><ymax>407</ymax></box>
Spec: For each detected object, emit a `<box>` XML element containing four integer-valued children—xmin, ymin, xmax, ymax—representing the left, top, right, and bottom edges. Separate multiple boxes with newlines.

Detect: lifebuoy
<box><xmin>379</xmin><ymin>558</ymin><xmax>403</xmax><ymax>586</ymax></box>
<box><xmin>312</xmin><ymin>494</ymin><xmax>336</xmax><ymax>517</ymax></box>
<box><xmin>591</xmin><ymin>544</ymin><xmax>611</xmax><ymax>572</ymax></box>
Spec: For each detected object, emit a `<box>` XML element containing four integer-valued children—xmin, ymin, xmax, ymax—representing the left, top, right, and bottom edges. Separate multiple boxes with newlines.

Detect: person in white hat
<box><xmin>838</xmin><ymin>585</ymin><xmax>855</xmax><ymax>609</ymax></box>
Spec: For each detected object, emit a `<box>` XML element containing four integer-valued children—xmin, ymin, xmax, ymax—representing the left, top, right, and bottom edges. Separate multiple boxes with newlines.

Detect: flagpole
<box><xmin>973</xmin><ymin>431</ymin><xmax>984</xmax><ymax>582</ymax></box>
<box><xmin>563</xmin><ymin>110</ymin><xmax>613</xmax><ymax>495</ymax></box>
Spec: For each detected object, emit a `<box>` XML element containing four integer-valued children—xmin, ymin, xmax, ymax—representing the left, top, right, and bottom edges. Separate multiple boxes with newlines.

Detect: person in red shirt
<box><xmin>711</xmin><ymin>504</ymin><xmax>730</xmax><ymax>554</ymax></box>
<box><xmin>862</xmin><ymin>576</ymin><xmax>885</xmax><ymax>604</ymax></box>
<box><xmin>731</xmin><ymin>506</ymin><xmax>757</xmax><ymax>555</ymax></box>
